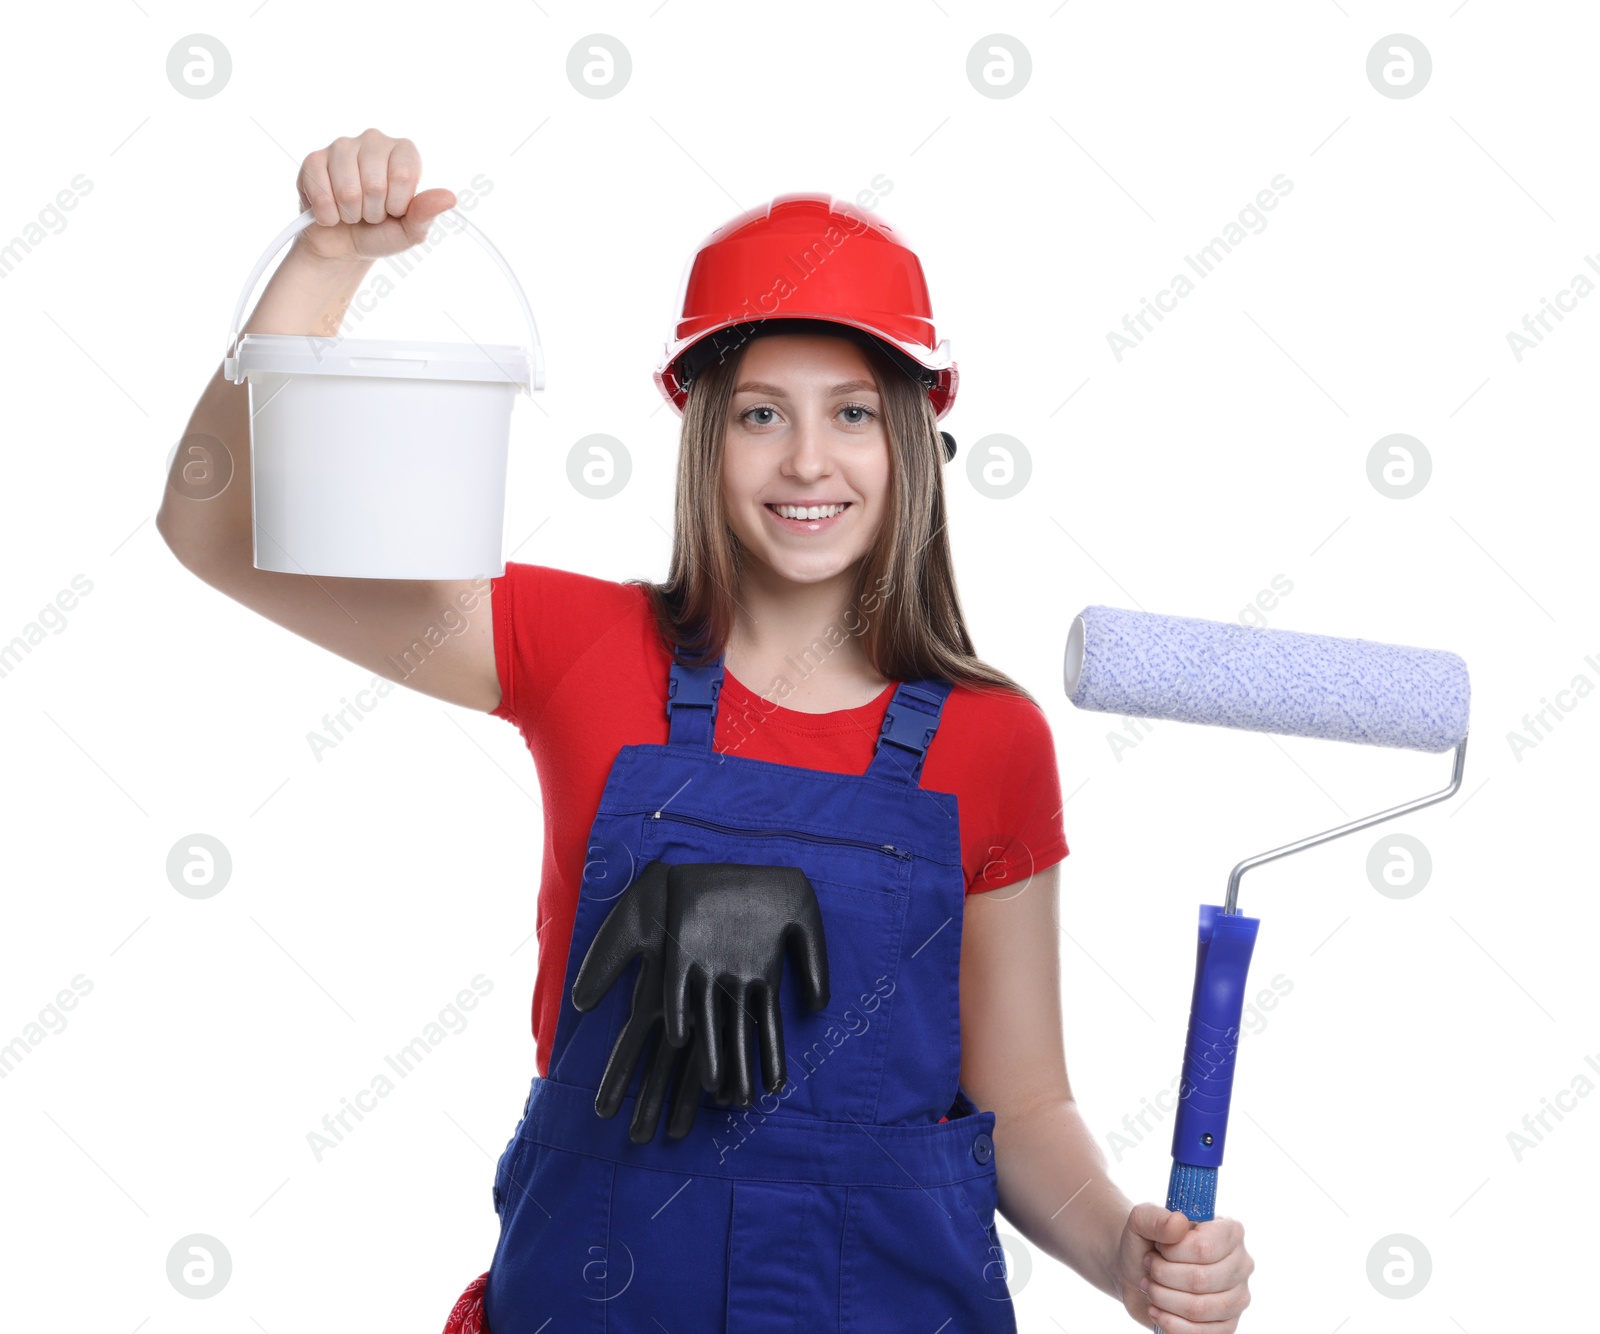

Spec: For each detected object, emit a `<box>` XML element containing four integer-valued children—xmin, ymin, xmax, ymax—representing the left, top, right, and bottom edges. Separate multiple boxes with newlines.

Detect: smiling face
<box><xmin>720</xmin><ymin>332</ymin><xmax>893</xmax><ymax>587</ymax></box>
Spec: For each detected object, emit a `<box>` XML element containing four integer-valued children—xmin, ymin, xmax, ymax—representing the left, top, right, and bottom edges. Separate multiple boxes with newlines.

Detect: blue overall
<box><xmin>483</xmin><ymin>650</ymin><xmax>1017</xmax><ymax>1333</ymax></box>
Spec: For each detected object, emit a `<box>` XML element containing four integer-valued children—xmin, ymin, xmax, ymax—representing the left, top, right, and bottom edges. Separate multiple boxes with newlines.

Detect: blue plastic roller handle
<box><xmin>1153</xmin><ymin>906</ymin><xmax>1260</xmax><ymax>1333</ymax></box>
<box><xmin>1170</xmin><ymin>904</ymin><xmax>1261</xmax><ymax>1193</ymax></box>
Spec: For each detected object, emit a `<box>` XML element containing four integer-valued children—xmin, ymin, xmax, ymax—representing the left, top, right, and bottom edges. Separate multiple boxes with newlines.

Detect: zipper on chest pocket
<box><xmin>646</xmin><ymin>809</ymin><xmax>912</xmax><ymax>861</ymax></box>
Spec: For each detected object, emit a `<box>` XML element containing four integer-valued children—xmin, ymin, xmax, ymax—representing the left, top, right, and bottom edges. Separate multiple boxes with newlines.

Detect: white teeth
<box><xmin>772</xmin><ymin>503</ymin><xmax>846</xmax><ymax>520</ymax></box>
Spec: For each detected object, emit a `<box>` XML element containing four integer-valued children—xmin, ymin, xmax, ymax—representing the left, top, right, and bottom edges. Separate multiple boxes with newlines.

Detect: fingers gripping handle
<box><xmin>1168</xmin><ymin>905</ymin><xmax>1260</xmax><ymax>1220</ymax></box>
<box><xmin>221</xmin><ymin>207</ymin><xmax>546</xmax><ymax>396</ymax></box>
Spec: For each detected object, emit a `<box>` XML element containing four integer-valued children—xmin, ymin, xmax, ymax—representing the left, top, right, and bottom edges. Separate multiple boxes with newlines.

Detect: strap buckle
<box><xmin>876</xmin><ymin>683</ymin><xmax>944</xmax><ymax>762</ymax></box>
<box><xmin>666</xmin><ymin>661</ymin><xmax>722</xmax><ymax>718</ymax></box>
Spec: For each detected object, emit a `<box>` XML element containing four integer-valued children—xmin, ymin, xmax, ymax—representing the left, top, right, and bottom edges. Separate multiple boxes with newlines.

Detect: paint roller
<box><xmin>1062</xmin><ymin>606</ymin><xmax>1471</xmax><ymax>1316</ymax></box>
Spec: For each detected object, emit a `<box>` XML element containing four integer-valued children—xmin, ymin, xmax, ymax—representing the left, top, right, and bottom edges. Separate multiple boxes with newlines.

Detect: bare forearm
<box><xmin>157</xmin><ymin>242</ymin><xmax>374</xmax><ymax>571</ymax></box>
<box><xmin>992</xmin><ymin>1094</ymin><xmax>1133</xmax><ymax>1301</ymax></box>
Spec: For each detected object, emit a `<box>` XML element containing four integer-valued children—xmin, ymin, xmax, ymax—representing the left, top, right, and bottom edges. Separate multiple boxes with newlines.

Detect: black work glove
<box><xmin>570</xmin><ymin>860</ymin><xmax>721</xmax><ymax>1143</ymax></box>
<box><xmin>662</xmin><ymin>862</ymin><xmax>830</xmax><ymax>1110</ymax></box>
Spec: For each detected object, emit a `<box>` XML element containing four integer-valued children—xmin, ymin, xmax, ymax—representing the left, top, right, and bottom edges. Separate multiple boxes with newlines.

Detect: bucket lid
<box><xmin>232</xmin><ymin>332</ymin><xmax>533</xmax><ymax>386</ymax></box>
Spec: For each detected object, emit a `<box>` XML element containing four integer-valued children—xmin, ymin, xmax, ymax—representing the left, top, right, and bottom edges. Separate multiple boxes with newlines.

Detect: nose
<box><xmin>780</xmin><ymin>412</ymin><xmax>832</xmax><ymax>480</ymax></box>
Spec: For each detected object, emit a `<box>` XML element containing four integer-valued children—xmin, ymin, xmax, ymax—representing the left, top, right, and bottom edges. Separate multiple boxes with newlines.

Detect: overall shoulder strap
<box><xmin>866</xmin><ymin>678</ymin><xmax>954</xmax><ymax>786</ymax></box>
<box><xmin>665</xmin><ymin>646</ymin><xmax>724</xmax><ymax>750</ymax></box>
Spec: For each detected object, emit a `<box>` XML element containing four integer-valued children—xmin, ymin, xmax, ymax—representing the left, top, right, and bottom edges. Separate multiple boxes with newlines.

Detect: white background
<box><xmin>1</xmin><ymin>2</ymin><xmax>1594</xmax><ymax>1330</ymax></box>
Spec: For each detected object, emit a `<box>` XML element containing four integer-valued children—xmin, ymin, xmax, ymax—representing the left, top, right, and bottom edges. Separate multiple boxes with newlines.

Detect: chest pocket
<box><xmin>636</xmin><ymin>811</ymin><xmax>914</xmax><ymax>1125</ymax></box>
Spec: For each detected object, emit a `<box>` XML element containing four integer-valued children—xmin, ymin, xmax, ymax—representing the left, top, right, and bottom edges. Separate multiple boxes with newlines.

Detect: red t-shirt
<box><xmin>489</xmin><ymin>562</ymin><xmax>1070</xmax><ymax>1077</ymax></box>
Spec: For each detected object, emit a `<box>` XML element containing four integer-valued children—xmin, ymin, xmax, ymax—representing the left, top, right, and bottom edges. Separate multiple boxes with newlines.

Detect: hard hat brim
<box><xmin>655</xmin><ymin>314</ymin><xmax>957</xmax><ymax>421</ymax></box>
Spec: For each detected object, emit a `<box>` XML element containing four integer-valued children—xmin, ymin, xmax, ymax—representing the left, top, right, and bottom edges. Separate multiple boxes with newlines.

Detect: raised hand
<box><xmin>293</xmin><ymin>127</ymin><xmax>456</xmax><ymax>263</ymax></box>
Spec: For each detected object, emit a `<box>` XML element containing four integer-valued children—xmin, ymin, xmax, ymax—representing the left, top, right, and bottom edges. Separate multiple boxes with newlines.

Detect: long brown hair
<box><xmin>626</xmin><ymin>334</ymin><xmax>1037</xmax><ymax>707</ymax></box>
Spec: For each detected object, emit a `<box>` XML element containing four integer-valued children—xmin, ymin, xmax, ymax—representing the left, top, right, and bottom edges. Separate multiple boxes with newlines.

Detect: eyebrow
<box><xmin>732</xmin><ymin>379</ymin><xmax>880</xmax><ymax>397</ymax></box>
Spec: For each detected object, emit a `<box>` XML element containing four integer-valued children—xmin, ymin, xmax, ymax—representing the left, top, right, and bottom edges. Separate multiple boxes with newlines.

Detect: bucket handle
<box><xmin>222</xmin><ymin>207</ymin><xmax>545</xmax><ymax>396</ymax></box>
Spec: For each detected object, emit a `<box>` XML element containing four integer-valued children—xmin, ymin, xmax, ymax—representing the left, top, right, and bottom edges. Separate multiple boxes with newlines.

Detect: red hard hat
<box><xmin>654</xmin><ymin>193</ymin><xmax>959</xmax><ymax>424</ymax></box>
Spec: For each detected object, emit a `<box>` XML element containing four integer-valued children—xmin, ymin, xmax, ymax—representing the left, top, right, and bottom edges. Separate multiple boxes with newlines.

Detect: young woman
<box><xmin>161</xmin><ymin>129</ymin><xmax>1253</xmax><ymax>1333</ymax></box>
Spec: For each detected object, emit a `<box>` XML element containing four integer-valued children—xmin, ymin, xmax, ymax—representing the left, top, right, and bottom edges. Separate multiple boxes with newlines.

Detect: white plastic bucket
<box><xmin>222</xmin><ymin>209</ymin><xmax>544</xmax><ymax>580</ymax></box>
